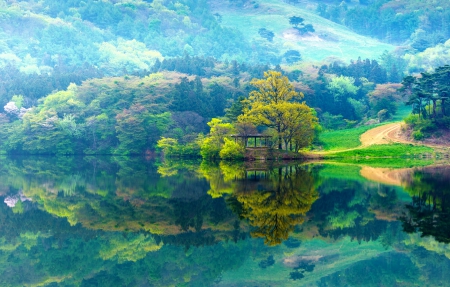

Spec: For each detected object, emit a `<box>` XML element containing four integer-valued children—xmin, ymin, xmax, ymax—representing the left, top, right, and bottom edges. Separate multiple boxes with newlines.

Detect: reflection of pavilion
<box><xmin>231</xmin><ymin>134</ymin><xmax>272</xmax><ymax>148</ymax></box>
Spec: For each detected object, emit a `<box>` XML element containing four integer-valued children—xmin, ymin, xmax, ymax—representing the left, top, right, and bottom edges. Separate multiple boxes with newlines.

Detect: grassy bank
<box><xmin>323</xmin><ymin>143</ymin><xmax>433</xmax><ymax>158</ymax></box>
<box><xmin>318</xmin><ymin>125</ymin><xmax>380</xmax><ymax>151</ymax></box>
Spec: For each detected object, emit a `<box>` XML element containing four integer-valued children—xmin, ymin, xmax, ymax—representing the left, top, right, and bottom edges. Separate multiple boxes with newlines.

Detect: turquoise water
<box><xmin>0</xmin><ymin>156</ymin><xmax>449</xmax><ymax>286</ymax></box>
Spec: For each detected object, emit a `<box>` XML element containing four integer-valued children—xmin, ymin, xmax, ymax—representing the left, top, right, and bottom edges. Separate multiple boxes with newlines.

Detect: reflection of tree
<box><xmin>230</xmin><ymin>166</ymin><xmax>318</xmax><ymax>246</ymax></box>
<box><xmin>400</xmin><ymin>168</ymin><xmax>450</xmax><ymax>243</ymax></box>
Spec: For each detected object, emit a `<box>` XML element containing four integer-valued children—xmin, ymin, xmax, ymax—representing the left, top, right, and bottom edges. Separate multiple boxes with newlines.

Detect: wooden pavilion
<box><xmin>230</xmin><ymin>134</ymin><xmax>272</xmax><ymax>148</ymax></box>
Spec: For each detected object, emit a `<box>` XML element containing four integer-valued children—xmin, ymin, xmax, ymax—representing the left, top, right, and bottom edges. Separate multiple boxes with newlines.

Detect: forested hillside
<box><xmin>0</xmin><ymin>0</ymin><xmax>449</xmax><ymax>155</ymax></box>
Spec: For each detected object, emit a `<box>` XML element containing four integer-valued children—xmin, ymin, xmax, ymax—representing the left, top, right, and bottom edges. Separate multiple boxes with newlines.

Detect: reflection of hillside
<box><xmin>400</xmin><ymin>166</ymin><xmax>450</xmax><ymax>243</ymax></box>
<box><xmin>0</xmin><ymin>157</ymin><xmax>246</xmax><ymax>248</ymax></box>
<box><xmin>292</xmin><ymin>164</ymin><xmax>410</xmax><ymax>244</ymax></box>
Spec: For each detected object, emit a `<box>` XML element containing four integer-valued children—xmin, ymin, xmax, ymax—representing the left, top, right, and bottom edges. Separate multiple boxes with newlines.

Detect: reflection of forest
<box><xmin>0</xmin><ymin>157</ymin><xmax>247</xmax><ymax>249</ymax></box>
<box><xmin>2</xmin><ymin>159</ymin><xmax>450</xmax><ymax>286</ymax></box>
<box><xmin>400</xmin><ymin>166</ymin><xmax>450</xmax><ymax>243</ymax></box>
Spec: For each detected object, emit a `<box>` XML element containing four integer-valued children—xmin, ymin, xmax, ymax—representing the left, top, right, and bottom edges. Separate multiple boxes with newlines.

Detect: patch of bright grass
<box><xmin>318</xmin><ymin>125</ymin><xmax>381</xmax><ymax>151</ymax></box>
<box><xmin>324</xmin><ymin>143</ymin><xmax>433</xmax><ymax>158</ymax></box>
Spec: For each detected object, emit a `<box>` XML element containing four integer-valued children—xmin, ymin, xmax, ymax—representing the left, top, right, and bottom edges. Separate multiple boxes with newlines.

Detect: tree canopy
<box><xmin>239</xmin><ymin>70</ymin><xmax>318</xmax><ymax>150</ymax></box>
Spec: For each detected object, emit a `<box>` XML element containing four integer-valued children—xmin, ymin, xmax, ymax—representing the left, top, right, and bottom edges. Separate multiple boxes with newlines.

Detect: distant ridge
<box><xmin>211</xmin><ymin>0</ymin><xmax>395</xmax><ymax>62</ymax></box>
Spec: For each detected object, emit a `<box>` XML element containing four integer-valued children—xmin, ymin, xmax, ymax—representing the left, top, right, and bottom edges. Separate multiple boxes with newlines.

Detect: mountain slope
<box><xmin>212</xmin><ymin>0</ymin><xmax>395</xmax><ymax>62</ymax></box>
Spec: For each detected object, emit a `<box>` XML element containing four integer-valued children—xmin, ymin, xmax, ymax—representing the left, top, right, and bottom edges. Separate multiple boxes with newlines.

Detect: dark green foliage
<box><xmin>324</xmin><ymin>57</ymin><xmax>388</xmax><ymax>85</ymax></box>
<box><xmin>316</xmin><ymin>0</ymin><xmax>450</xmax><ymax>52</ymax></box>
<box><xmin>156</xmin><ymin>54</ymin><xmax>216</xmax><ymax>76</ymax></box>
<box><xmin>402</xmin><ymin>65</ymin><xmax>450</xmax><ymax>138</ymax></box>
<box><xmin>289</xmin><ymin>16</ymin><xmax>304</xmax><ymax>27</ymax></box>
<box><xmin>400</xmin><ymin>168</ymin><xmax>450</xmax><ymax>244</ymax></box>
<box><xmin>283</xmin><ymin>50</ymin><xmax>302</xmax><ymax>64</ymax></box>
<box><xmin>295</xmin><ymin>24</ymin><xmax>315</xmax><ymax>34</ymax></box>
<box><xmin>258</xmin><ymin>255</ymin><xmax>275</xmax><ymax>268</ymax></box>
<box><xmin>289</xmin><ymin>270</ymin><xmax>304</xmax><ymax>280</ymax></box>
<box><xmin>258</xmin><ymin>28</ymin><xmax>275</xmax><ymax>42</ymax></box>
<box><xmin>0</xmin><ymin>65</ymin><xmax>102</xmax><ymax>112</ymax></box>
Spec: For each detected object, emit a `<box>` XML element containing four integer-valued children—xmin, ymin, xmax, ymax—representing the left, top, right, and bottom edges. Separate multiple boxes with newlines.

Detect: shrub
<box><xmin>157</xmin><ymin>137</ymin><xmax>179</xmax><ymax>155</ymax></box>
<box><xmin>412</xmin><ymin>131</ymin><xmax>424</xmax><ymax>140</ymax></box>
<box><xmin>377</xmin><ymin>109</ymin><xmax>390</xmax><ymax>122</ymax></box>
<box><xmin>200</xmin><ymin>137</ymin><xmax>221</xmax><ymax>159</ymax></box>
<box><xmin>219</xmin><ymin>138</ymin><xmax>245</xmax><ymax>160</ymax></box>
<box><xmin>157</xmin><ymin>137</ymin><xmax>200</xmax><ymax>157</ymax></box>
<box><xmin>404</xmin><ymin>114</ymin><xmax>419</xmax><ymax>127</ymax></box>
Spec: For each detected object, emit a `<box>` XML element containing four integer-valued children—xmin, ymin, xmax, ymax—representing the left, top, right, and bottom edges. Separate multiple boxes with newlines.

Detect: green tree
<box><xmin>200</xmin><ymin>118</ymin><xmax>235</xmax><ymax>159</ymax></box>
<box><xmin>289</xmin><ymin>16</ymin><xmax>304</xmax><ymax>27</ymax></box>
<box><xmin>239</xmin><ymin>70</ymin><xmax>316</xmax><ymax>150</ymax></box>
<box><xmin>219</xmin><ymin>138</ymin><xmax>245</xmax><ymax>160</ymax></box>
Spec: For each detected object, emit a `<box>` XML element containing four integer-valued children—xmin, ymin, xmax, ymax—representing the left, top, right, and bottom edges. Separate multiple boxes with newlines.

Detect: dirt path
<box><xmin>360</xmin><ymin>122</ymin><xmax>450</xmax><ymax>149</ymax></box>
<box><xmin>360</xmin><ymin>122</ymin><xmax>408</xmax><ymax>146</ymax></box>
<box><xmin>307</xmin><ymin>121</ymin><xmax>449</xmax><ymax>159</ymax></box>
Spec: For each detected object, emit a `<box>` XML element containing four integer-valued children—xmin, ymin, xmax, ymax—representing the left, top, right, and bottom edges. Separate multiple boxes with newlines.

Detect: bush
<box><xmin>412</xmin><ymin>131</ymin><xmax>424</xmax><ymax>140</ymax></box>
<box><xmin>157</xmin><ymin>137</ymin><xmax>201</xmax><ymax>157</ymax></box>
<box><xmin>200</xmin><ymin>137</ymin><xmax>221</xmax><ymax>159</ymax></box>
<box><xmin>320</xmin><ymin>112</ymin><xmax>347</xmax><ymax>130</ymax></box>
<box><xmin>404</xmin><ymin>114</ymin><xmax>419</xmax><ymax>127</ymax></box>
<box><xmin>219</xmin><ymin>138</ymin><xmax>245</xmax><ymax>160</ymax></box>
<box><xmin>377</xmin><ymin>109</ymin><xmax>390</xmax><ymax>122</ymax></box>
<box><xmin>437</xmin><ymin>116</ymin><xmax>450</xmax><ymax>129</ymax></box>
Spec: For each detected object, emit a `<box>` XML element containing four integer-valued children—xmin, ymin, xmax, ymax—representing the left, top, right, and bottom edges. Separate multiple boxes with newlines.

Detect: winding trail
<box><xmin>360</xmin><ymin>122</ymin><xmax>450</xmax><ymax>149</ymax></box>
<box><xmin>308</xmin><ymin>122</ymin><xmax>450</xmax><ymax>186</ymax></box>
<box><xmin>360</xmin><ymin>122</ymin><xmax>405</xmax><ymax>146</ymax></box>
<box><xmin>308</xmin><ymin>121</ymin><xmax>449</xmax><ymax>158</ymax></box>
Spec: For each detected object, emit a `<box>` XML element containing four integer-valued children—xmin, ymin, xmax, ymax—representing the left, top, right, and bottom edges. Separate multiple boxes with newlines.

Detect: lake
<box><xmin>1</xmin><ymin>156</ymin><xmax>449</xmax><ymax>286</ymax></box>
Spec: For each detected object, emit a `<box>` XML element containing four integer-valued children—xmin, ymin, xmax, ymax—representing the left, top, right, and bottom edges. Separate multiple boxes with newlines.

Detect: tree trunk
<box><xmin>418</xmin><ymin>100</ymin><xmax>421</xmax><ymax>120</ymax></box>
<box><xmin>433</xmin><ymin>100</ymin><xmax>437</xmax><ymax>119</ymax></box>
<box><xmin>278</xmin><ymin>125</ymin><xmax>282</xmax><ymax>149</ymax></box>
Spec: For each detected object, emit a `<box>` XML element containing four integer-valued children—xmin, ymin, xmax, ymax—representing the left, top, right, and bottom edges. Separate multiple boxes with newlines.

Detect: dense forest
<box><xmin>0</xmin><ymin>0</ymin><xmax>449</xmax><ymax>155</ymax></box>
<box><xmin>1</xmin><ymin>1</ymin><xmax>450</xmax><ymax>286</ymax></box>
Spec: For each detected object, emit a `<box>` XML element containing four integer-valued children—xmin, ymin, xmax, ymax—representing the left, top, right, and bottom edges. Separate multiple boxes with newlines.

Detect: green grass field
<box><xmin>318</xmin><ymin>125</ymin><xmax>381</xmax><ymax>151</ymax></box>
<box><xmin>318</xmin><ymin>105</ymin><xmax>411</xmax><ymax>151</ymax></box>
<box><xmin>324</xmin><ymin>143</ymin><xmax>433</xmax><ymax>158</ymax></box>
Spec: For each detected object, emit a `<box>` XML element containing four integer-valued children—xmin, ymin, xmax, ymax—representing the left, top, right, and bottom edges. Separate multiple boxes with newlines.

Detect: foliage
<box><xmin>400</xmin><ymin>167</ymin><xmax>450</xmax><ymax>243</ymax></box>
<box><xmin>401</xmin><ymin>65</ymin><xmax>450</xmax><ymax>139</ymax></box>
<box><xmin>239</xmin><ymin>70</ymin><xmax>317</xmax><ymax>150</ymax></box>
<box><xmin>219</xmin><ymin>138</ymin><xmax>245</xmax><ymax>160</ymax></box>
<box><xmin>405</xmin><ymin>40</ymin><xmax>450</xmax><ymax>73</ymax></box>
<box><xmin>324</xmin><ymin>143</ymin><xmax>433</xmax><ymax>158</ymax></box>
<box><xmin>316</xmin><ymin>0</ymin><xmax>450</xmax><ymax>53</ymax></box>
<box><xmin>368</xmin><ymin>83</ymin><xmax>403</xmax><ymax>117</ymax></box>
<box><xmin>327</xmin><ymin>75</ymin><xmax>358</xmax><ymax>103</ymax></box>
<box><xmin>200</xmin><ymin>118</ymin><xmax>235</xmax><ymax>159</ymax></box>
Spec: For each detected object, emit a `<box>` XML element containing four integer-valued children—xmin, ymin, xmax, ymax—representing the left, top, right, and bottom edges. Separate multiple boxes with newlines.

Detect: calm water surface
<box><xmin>1</xmin><ymin>156</ymin><xmax>450</xmax><ymax>286</ymax></box>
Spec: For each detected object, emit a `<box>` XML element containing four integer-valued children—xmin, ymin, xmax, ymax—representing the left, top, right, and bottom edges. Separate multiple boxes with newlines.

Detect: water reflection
<box><xmin>400</xmin><ymin>166</ymin><xmax>450</xmax><ymax>243</ymax></box>
<box><xmin>1</xmin><ymin>157</ymin><xmax>450</xmax><ymax>285</ymax></box>
<box><xmin>227</xmin><ymin>166</ymin><xmax>318</xmax><ymax>245</ymax></box>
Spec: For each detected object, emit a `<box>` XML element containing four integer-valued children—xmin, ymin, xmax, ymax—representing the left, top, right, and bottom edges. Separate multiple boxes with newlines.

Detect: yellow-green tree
<box><xmin>200</xmin><ymin>118</ymin><xmax>235</xmax><ymax>159</ymax></box>
<box><xmin>239</xmin><ymin>70</ymin><xmax>317</xmax><ymax>150</ymax></box>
